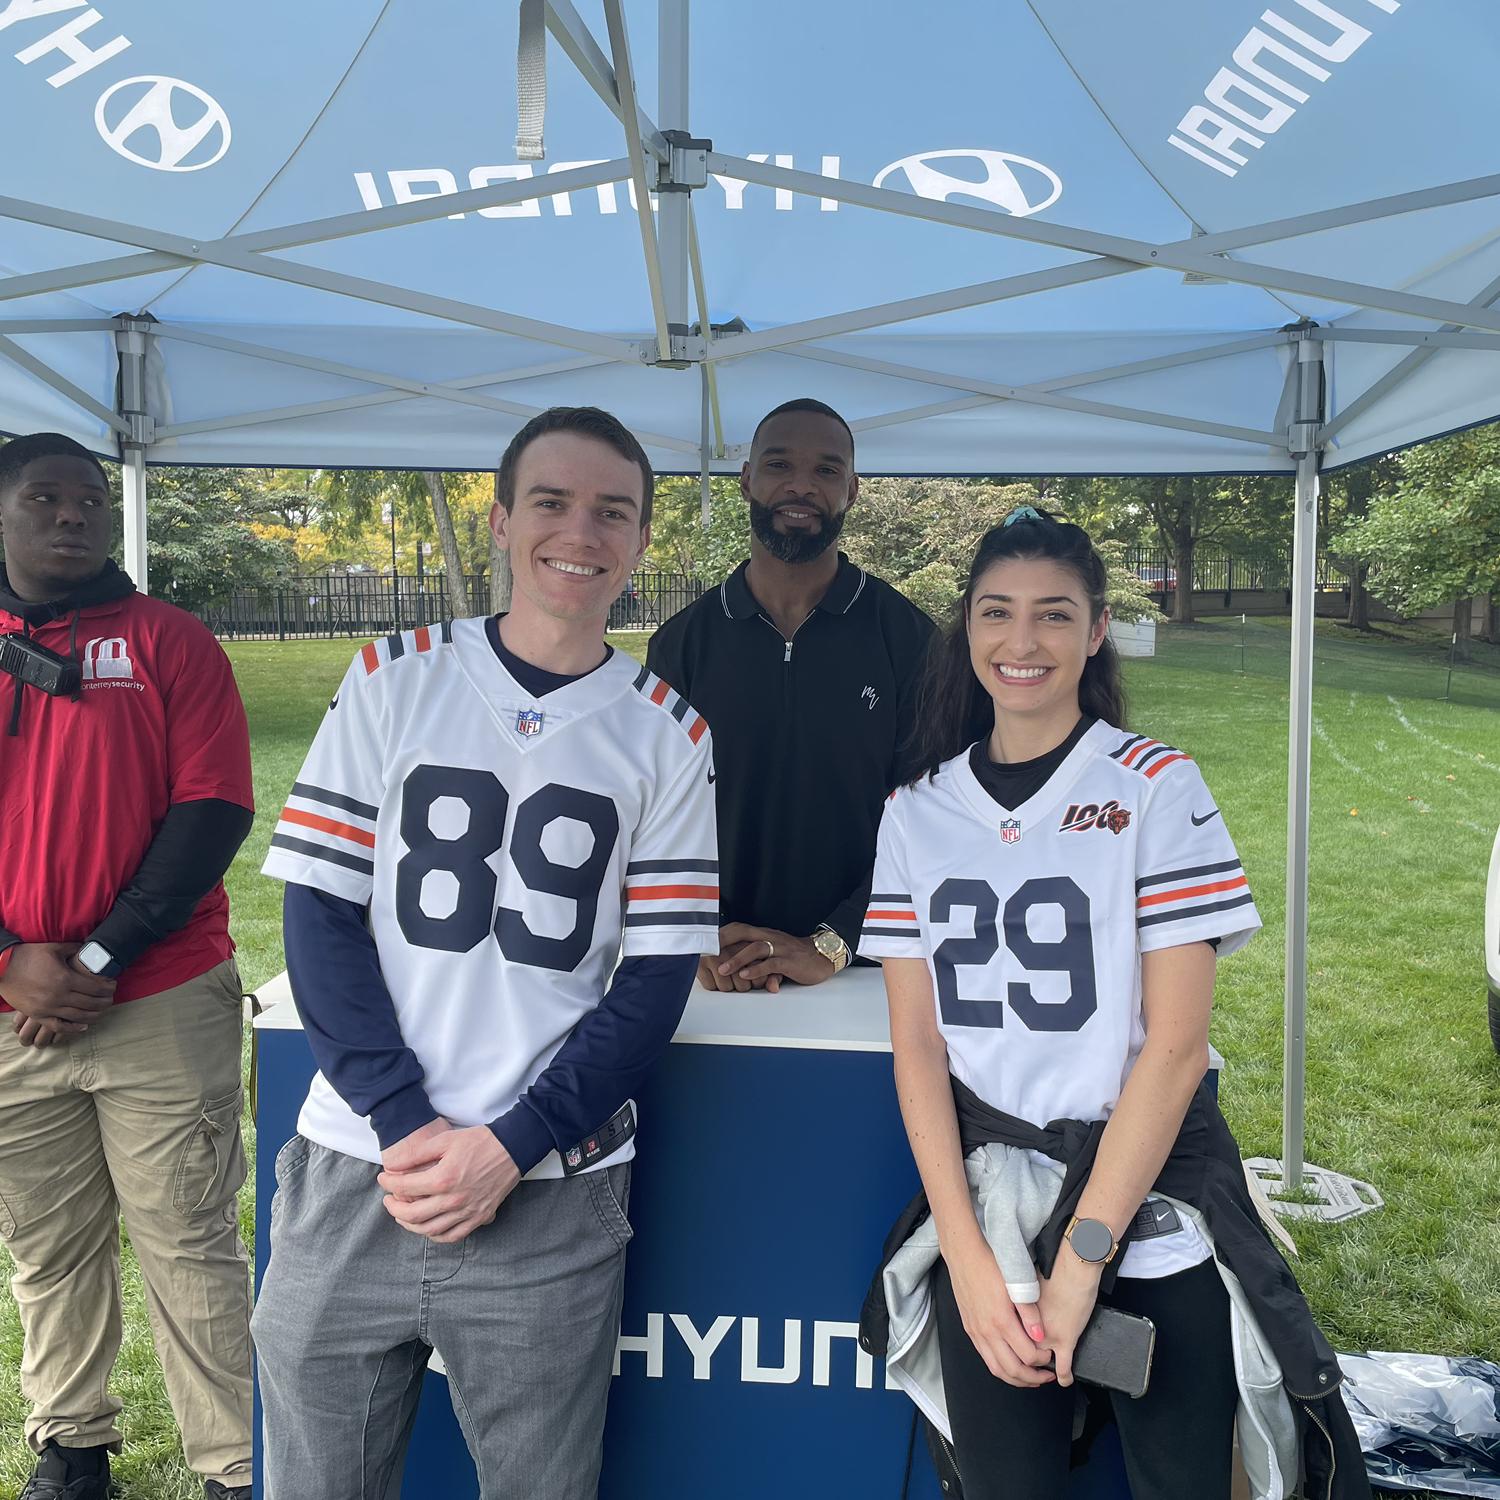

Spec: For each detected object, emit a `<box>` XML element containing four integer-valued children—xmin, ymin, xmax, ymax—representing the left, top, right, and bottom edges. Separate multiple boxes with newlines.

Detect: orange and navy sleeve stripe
<box><xmin>623</xmin><ymin>859</ymin><xmax>720</xmax><ymax>930</ymax></box>
<box><xmin>1136</xmin><ymin>859</ymin><xmax>1252</xmax><ymax>931</ymax></box>
<box><xmin>358</xmin><ymin>625</ymin><xmax>449</xmax><ymax>676</ymax></box>
<box><xmin>270</xmin><ymin>781</ymin><xmax>378</xmax><ymax>877</ymax></box>
<box><xmin>631</xmin><ymin>665</ymin><xmax>709</xmax><ymax>745</ymax></box>
<box><xmin>1109</xmin><ymin>733</ymin><xmax>1192</xmax><ymax>780</ymax></box>
<box><xmin>863</xmin><ymin>892</ymin><xmax>919</xmax><ymax>941</ymax></box>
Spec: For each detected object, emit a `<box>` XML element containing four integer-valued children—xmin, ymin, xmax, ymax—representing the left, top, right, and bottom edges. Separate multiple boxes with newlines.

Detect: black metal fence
<box><xmin>1119</xmin><ymin>546</ymin><xmax>1351</xmax><ymax>606</ymax></box>
<box><xmin>198</xmin><ymin>568</ymin><xmax>703</xmax><ymax>641</ymax></box>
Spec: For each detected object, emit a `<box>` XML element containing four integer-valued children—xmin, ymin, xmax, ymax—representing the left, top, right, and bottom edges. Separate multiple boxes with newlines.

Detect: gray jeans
<box><xmin>252</xmin><ymin>1136</ymin><xmax>632</xmax><ymax>1500</ymax></box>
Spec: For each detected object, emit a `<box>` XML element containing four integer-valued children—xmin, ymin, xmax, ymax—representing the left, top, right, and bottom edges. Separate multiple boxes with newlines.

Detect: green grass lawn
<box><xmin>2</xmin><ymin>622</ymin><xmax>1494</xmax><ymax>1498</ymax></box>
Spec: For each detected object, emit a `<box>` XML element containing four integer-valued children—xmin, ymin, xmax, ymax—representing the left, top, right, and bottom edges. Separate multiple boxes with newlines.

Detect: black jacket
<box><xmin>860</xmin><ymin>1078</ymin><xmax>1370</xmax><ymax>1500</ymax></box>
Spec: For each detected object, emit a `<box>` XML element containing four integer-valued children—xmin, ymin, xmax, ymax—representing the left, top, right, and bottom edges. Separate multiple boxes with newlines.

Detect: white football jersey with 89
<box><xmin>261</xmin><ymin>619</ymin><xmax>718</xmax><ymax>1174</ymax></box>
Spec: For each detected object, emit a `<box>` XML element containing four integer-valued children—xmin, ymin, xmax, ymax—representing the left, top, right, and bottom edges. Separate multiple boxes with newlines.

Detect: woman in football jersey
<box><xmin>861</xmin><ymin>509</ymin><xmax>1269</xmax><ymax>1499</ymax></box>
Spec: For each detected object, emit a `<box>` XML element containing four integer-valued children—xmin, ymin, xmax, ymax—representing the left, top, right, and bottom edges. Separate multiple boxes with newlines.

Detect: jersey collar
<box><xmin>718</xmin><ymin>552</ymin><xmax>865</xmax><ymax>621</ymax></box>
<box><xmin>950</xmin><ymin>719</ymin><xmax>1117</xmax><ymax>831</ymax></box>
<box><xmin>450</xmin><ymin>615</ymin><xmax>636</xmax><ymax>743</ymax></box>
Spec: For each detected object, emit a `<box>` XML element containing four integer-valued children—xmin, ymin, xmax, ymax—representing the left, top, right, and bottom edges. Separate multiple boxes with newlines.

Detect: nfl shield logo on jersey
<box><xmin>515</xmin><ymin>708</ymin><xmax>545</xmax><ymax>737</ymax></box>
<box><xmin>999</xmin><ymin>818</ymin><xmax>1022</xmax><ymax>844</ymax></box>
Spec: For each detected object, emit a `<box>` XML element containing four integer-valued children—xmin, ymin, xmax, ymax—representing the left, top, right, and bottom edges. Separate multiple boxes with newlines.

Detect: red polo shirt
<box><xmin>0</xmin><ymin>590</ymin><xmax>253</xmax><ymax>1006</ymax></box>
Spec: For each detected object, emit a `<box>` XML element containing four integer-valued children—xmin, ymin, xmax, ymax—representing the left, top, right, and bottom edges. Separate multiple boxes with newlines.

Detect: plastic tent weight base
<box><xmin>1243</xmin><ymin>1159</ymin><xmax>1384</xmax><ymax>1224</ymax></box>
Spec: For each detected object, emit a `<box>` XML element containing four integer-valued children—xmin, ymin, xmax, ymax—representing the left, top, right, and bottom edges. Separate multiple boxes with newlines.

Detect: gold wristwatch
<box><xmin>812</xmin><ymin>925</ymin><xmax>851</xmax><ymax>974</ymax></box>
<box><xmin>1064</xmin><ymin>1215</ymin><xmax>1119</xmax><ymax>1265</ymax></box>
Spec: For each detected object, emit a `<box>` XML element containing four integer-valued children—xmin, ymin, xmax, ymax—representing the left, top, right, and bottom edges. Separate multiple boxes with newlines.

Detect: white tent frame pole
<box><xmin>705</xmin><ymin>157</ymin><xmax>1500</xmax><ymax>264</ymax></box>
<box><xmin>146</xmin><ymin>331</ymin><xmax>696</xmax><ymax>453</ymax></box>
<box><xmin>705</xmin><ymin>155</ymin><xmax>1500</xmax><ymax>337</ymax></box>
<box><xmin>148</xmin><ymin>327</ymin><xmax>608</xmax><ymax>428</ymax></box>
<box><xmin>545</xmin><ymin>0</ymin><xmax>667</xmax><ymax>161</ymax></box>
<box><xmin>1316</xmin><ymin>327</ymin><xmax>1500</xmax><ymax>353</ymax></box>
<box><xmin>1319</xmin><ymin>273</ymin><xmax>1500</xmax><ymax>444</ymax></box>
<box><xmin>704</xmin><ymin>255</ymin><xmax>1495</xmax><ymax>367</ymax></box>
<box><xmin>603</xmin><ymin>0</ymin><xmax>670</xmax><ymax>359</ymax></box>
<box><xmin>707</xmin><ymin>262</ymin><xmax>1135</xmax><ymax>363</ymax></box>
<box><xmin>0</xmin><ymin>218</ymin><xmax>638</xmax><ymax>360</ymax></box>
<box><xmin>688</xmin><ymin>210</ymin><xmax>725</xmax><ymax>456</ymax></box>
<box><xmin>0</xmin><ymin>162</ymin><xmax>631</xmax><ymax>304</ymax></box>
<box><xmin>150</xmin><ymin>355</ymin><xmax>614</xmax><ymax>440</ymax></box>
<box><xmin>825</xmin><ymin>389</ymin><xmax>1276</xmax><ymax>449</ymax></box>
<box><xmin>656</xmin><ymin>0</ymin><xmax>692</xmax><ymax>334</ymax></box>
<box><xmin>699</xmin><ymin>365</ymin><xmax>713</xmax><ymax>526</ymax></box>
<box><xmin>1</xmin><ymin>163</ymin><xmax>1491</xmax><ymax>327</ymax></box>
<box><xmin>1283</xmin><ymin>330</ymin><xmax>1325</xmax><ymax>1194</ymax></box>
<box><xmin>115</xmin><ymin>317</ymin><xmax>154</xmax><ymax>594</ymax></box>
<box><xmin>0</xmin><ymin>319</ymin><xmax>119</xmax><ymax>334</ymax></box>
<box><xmin>784</xmin><ymin>342</ymin><xmax>1281</xmax><ymax>447</ymax></box>
<box><xmin>121</xmin><ymin>447</ymin><xmax>147</xmax><ymax>592</ymax></box>
<box><xmin>0</xmin><ymin>333</ymin><xmax>129</xmax><ymax>435</ymax></box>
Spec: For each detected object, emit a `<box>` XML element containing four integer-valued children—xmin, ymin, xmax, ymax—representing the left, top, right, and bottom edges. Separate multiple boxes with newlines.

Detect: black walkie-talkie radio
<box><xmin>0</xmin><ymin>633</ymin><xmax>82</xmax><ymax>696</ymax></box>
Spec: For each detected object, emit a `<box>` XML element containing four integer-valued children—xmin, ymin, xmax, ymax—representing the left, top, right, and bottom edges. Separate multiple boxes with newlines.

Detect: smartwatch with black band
<box><xmin>75</xmin><ymin>940</ymin><xmax>123</xmax><ymax>979</ymax></box>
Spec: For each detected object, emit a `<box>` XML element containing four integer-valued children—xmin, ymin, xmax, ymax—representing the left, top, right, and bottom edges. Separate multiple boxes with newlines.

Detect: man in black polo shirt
<box><xmin>646</xmin><ymin>398</ymin><xmax>934</xmax><ymax>993</ymax></box>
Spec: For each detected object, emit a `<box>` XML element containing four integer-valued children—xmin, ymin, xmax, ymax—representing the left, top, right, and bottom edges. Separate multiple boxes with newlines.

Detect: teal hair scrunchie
<box><xmin>1002</xmin><ymin>504</ymin><xmax>1046</xmax><ymax>527</ymax></box>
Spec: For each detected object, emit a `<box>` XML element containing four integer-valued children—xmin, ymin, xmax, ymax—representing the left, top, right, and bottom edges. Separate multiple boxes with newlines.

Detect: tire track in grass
<box><xmin>1312</xmin><ymin>717</ymin><xmax>1488</xmax><ymax>834</ymax></box>
<box><xmin>1311</xmin><ymin>717</ymin><xmax>1428</xmax><ymax>812</ymax></box>
<box><xmin>1386</xmin><ymin>695</ymin><xmax>1500</xmax><ymax>775</ymax></box>
<box><xmin>1384</xmin><ymin>695</ymin><xmax>1499</xmax><ymax>836</ymax></box>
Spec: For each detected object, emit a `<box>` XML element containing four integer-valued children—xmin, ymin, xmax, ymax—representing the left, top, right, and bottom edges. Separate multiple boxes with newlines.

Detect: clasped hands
<box><xmin>696</xmin><ymin>922</ymin><xmax>835</xmax><ymax>994</ymax></box>
<box><xmin>378</xmin><ymin>1118</ymin><xmax>522</xmax><ymax>1245</ymax></box>
<box><xmin>4</xmin><ymin>943</ymin><xmax>116</xmax><ymax>1048</ymax></box>
<box><xmin>947</xmin><ymin>1230</ymin><xmax>1102</xmax><ymax>1389</ymax></box>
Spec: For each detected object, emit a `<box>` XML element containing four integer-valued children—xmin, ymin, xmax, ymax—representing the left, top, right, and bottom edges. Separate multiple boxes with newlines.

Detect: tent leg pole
<box><xmin>1282</xmin><ymin>332</ymin><xmax>1324</xmax><ymax>1194</ymax></box>
<box><xmin>700</xmin><ymin>364</ymin><xmax>712</xmax><ymax>528</ymax></box>
<box><xmin>114</xmin><ymin>316</ymin><xmax>155</xmax><ymax>595</ymax></box>
<box><xmin>121</xmin><ymin>447</ymin><xmax>148</xmax><ymax>593</ymax></box>
<box><xmin>657</xmin><ymin>0</ymin><xmax>691</xmax><ymax>340</ymax></box>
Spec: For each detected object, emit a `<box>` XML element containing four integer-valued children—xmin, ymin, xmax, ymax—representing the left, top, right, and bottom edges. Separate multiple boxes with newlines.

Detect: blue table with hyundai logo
<box><xmin>251</xmin><ymin>967</ymin><xmax>1139</xmax><ymax>1498</ymax></box>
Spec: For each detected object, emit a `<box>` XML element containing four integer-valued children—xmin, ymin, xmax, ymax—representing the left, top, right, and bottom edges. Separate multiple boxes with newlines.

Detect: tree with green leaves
<box><xmin>645</xmin><ymin>476</ymin><xmax>748</xmax><ymax>584</ymax></box>
<box><xmin>1335</xmin><ymin>425</ymin><xmax>1500</xmax><ymax>655</ymax></box>
<box><xmin>135</xmin><ymin>467</ymin><xmax>298</xmax><ymax>611</ymax></box>
<box><xmin>317</xmin><ymin>469</ymin><xmax>476</xmax><ymax>617</ymax></box>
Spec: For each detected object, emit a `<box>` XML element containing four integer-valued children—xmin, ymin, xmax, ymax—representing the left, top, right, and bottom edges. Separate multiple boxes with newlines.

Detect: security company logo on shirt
<box><xmin>81</xmin><ymin>636</ymin><xmax>143</xmax><ymax>691</ymax></box>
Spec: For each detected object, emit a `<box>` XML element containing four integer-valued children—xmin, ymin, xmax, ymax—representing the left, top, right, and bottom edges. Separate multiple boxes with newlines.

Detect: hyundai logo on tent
<box><xmin>94</xmin><ymin>75</ymin><xmax>231</xmax><ymax>172</ymax></box>
<box><xmin>872</xmin><ymin>149</ymin><xmax>1061</xmax><ymax>217</ymax></box>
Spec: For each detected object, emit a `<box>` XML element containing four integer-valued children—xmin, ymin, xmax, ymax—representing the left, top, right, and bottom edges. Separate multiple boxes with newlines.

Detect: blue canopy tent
<box><xmin>2</xmin><ymin>0</ymin><xmax>1497</xmax><ymax>1187</ymax></box>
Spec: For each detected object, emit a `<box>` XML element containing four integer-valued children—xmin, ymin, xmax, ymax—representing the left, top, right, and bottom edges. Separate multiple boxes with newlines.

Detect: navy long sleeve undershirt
<box><xmin>283</xmin><ymin>881</ymin><xmax>697</xmax><ymax>1172</ymax></box>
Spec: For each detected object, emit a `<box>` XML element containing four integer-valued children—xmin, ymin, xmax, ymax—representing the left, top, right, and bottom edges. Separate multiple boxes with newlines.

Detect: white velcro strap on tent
<box><xmin>515</xmin><ymin>0</ymin><xmax>547</xmax><ymax>160</ymax></box>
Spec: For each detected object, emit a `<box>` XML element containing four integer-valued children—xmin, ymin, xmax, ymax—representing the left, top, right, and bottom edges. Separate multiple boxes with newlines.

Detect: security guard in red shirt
<box><xmin>0</xmin><ymin>433</ymin><xmax>255</xmax><ymax>1500</ymax></box>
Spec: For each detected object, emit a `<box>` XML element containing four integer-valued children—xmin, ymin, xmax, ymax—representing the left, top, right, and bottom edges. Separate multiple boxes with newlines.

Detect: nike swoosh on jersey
<box><xmin>1190</xmin><ymin>808</ymin><xmax>1221</xmax><ymax>826</ymax></box>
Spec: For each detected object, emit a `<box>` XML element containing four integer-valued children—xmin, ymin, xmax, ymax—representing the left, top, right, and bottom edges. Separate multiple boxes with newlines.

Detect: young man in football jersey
<box><xmin>859</xmin><ymin>510</ymin><xmax>1366</xmax><ymax>1500</ymax></box>
<box><xmin>646</xmin><ymin>398</ymin><xmax>934</xmax><ymax>994</ymax></box>
<box><xmin>0</xmin><ymin>433</ymin><xmax>255</xmax><ymax>1500</ymax></box>
<box><xmin>255</xmin><ymin>407</ymin><xmax>717</xmax><ymax>1499</ymax></box>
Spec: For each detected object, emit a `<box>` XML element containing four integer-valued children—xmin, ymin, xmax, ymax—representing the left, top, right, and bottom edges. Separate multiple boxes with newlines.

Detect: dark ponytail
<box><xmin>908</xmin><ymin>508</ymin><xmax>1128</xmax><ymax>783</ymax></box>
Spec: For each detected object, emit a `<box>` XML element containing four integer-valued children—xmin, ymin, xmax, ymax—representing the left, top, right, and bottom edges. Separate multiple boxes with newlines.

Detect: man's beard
<box><xmin>749</xmin><ymin>500</ymin><xmax>846</xmax><ymax>565</ymax></box>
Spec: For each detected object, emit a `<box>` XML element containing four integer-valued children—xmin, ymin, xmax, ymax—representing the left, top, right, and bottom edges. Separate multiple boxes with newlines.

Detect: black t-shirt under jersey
<box><xmin>969</xmin><ymin>716</ymin><xmax>1095</xmax><ymax>811</ymax></box>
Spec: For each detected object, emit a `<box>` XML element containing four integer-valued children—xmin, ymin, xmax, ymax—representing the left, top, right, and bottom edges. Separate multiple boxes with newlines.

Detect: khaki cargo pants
<box><xmin>0</xmin><ymin>959</ymin><xmax>252</xmax><ymax>1488</ymax></box>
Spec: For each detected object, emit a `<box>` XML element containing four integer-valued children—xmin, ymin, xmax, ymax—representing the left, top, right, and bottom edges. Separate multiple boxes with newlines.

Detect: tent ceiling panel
<box><xmin>0</xmin><ymin>0</ymin><xmax>1494</xmax><ymax>473</ymax></box>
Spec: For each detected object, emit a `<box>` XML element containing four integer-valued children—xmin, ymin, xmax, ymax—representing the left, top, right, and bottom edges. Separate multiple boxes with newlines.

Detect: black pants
<box><xmin>931</xmin><ymin>1255</ymin><xmax>1239</xmax><ymax>1500</ymax></box>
